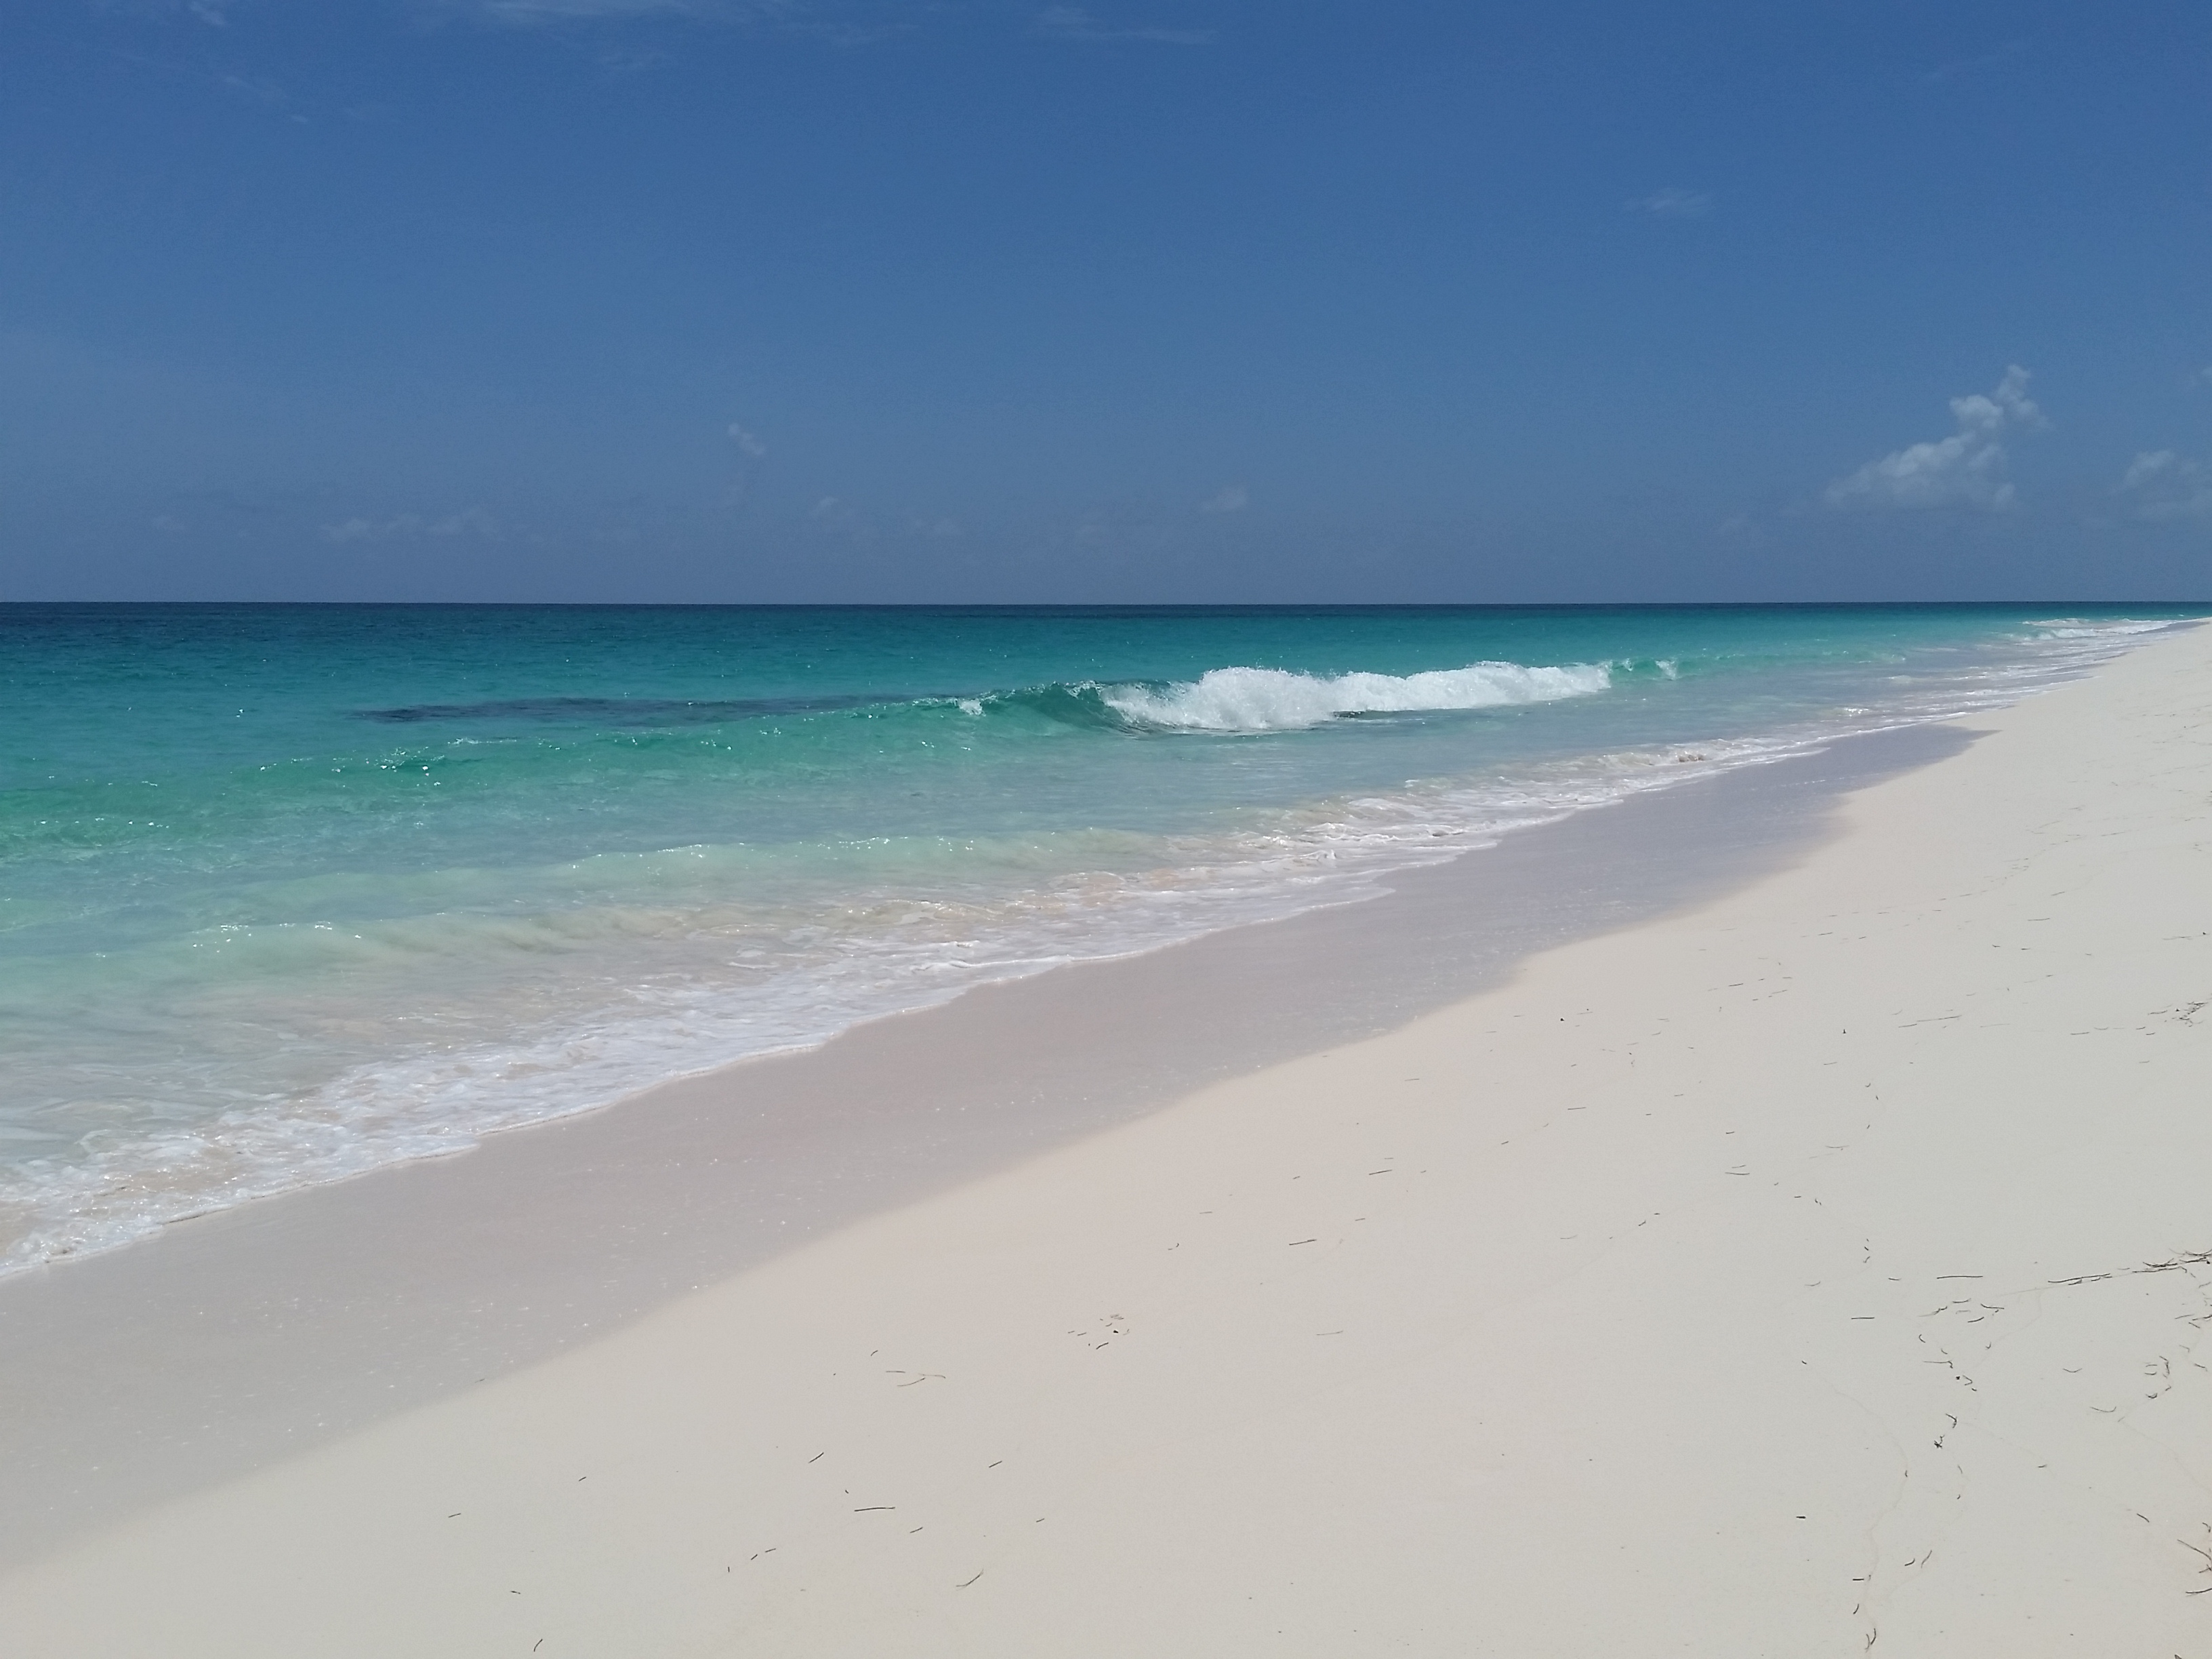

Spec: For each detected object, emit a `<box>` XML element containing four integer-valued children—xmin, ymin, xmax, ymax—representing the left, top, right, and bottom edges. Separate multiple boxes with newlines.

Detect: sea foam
<box><xmin>1100</xmin><ymin>660</ymin><xmax>1612</xmax><ymax>732</ymax></box>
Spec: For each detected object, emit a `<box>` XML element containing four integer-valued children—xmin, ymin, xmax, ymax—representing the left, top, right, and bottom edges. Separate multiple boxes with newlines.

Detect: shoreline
<box><xmin>5</xmin><ymin>621</ymin><xmax>2212</xmax><ymax>1650</ymax></box>
<box><xmin>1</xmin><ymin>612</ymin><xmax>2173</xmax><ymax>1285</ymax></box>
<box><xmin>0</xmin><ymin>712</ymin><xmax>1902</xmax><ymax>1286</ymax></box>
<box><xmin>0</xmin><ymin>722</ymin><xmax>1970</xmax><ymax>1568</ymax></box>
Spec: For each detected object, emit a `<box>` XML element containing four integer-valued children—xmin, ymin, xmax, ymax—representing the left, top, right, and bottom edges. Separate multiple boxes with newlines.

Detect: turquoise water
<box><xmin>0</xmin><ymin>602</ymin><xmax>2197</xmax><ymax>1271</ymax></box>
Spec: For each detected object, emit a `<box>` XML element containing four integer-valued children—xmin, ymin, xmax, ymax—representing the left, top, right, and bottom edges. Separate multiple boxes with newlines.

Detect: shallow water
<box><xmin>0</xmin><ymin>602</ymin><xmax>2196</xmax><ymax>1271</ymax></box>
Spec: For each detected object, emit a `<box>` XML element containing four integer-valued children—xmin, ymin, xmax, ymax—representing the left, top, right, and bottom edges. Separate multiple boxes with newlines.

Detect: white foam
<box><xmin>2025</xmin><ymin>618</ymin><xmax>2182</xmax><ymax>640</ymax></box>
<box><xmin>1102</xmin><ymin>661</ymin><xmax>1612</xmax><ymax>732</ymax></box>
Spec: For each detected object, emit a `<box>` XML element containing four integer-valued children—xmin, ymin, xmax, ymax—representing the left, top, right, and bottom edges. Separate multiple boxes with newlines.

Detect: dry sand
<box><xmin>5</xmin><ymin>626</ymin><xmax>2211</xmax><ymax>1655</ymax></box>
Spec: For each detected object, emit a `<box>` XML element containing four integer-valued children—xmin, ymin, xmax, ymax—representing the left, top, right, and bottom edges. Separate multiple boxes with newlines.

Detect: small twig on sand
<box><xmin>2050</xmin><ymin>1249</ymin><xmax>2212</xmax><ymax>1288</ymax></box>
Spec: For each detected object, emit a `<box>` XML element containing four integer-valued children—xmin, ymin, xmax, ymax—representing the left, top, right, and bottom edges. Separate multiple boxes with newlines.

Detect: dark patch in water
<box><xmin>356</xmin><ymin>694</ymin><xmax>939</xmax><ymax>726</ymax></box>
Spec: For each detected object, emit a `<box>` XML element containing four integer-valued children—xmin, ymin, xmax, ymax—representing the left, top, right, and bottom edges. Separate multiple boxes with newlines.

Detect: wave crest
<box><xmin>1094</xmin><ymin>661</ymin><xmax>1612</xmax><ymax>733</ymax></box>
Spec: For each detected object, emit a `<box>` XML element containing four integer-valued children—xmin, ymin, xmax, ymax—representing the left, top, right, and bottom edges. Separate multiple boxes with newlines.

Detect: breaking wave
<box><xmin>1076</xmin><ymin>660</ymin><xmax>1612</xmax><ymax>733</ymax></box>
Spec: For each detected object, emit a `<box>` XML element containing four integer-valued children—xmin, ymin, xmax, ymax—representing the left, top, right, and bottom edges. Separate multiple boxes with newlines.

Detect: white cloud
<box><xmin>728</xmin><ymin>422</ymin><xmax>767</xmax><ymax>458</ymax></box>
<box><xmin>1629</xmin><ymin>187</ymin><xmax>1712</xmax><ymax>219</ymax></box>
<box><xmin>2117</xmin><ymin>450</ymin><xmax>2212</xmax><ymax>522</ymax></box>
<box><xmin>1198</xmin><ymin>483</ymin><xmax>1248</xmax><ymax>513</ymax></box>
<box><xmin>1824</xmin><ymin>365</ymin><xmax>2043</xmax><ymax>512</ymax></box>
<box><xmin>1034</xmin><ymin>5</ymin><xmax>1215</xmax><ymax>45</ymax></box>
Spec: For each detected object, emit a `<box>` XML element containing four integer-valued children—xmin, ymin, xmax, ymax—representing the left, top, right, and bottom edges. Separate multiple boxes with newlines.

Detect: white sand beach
<box><xmin>5</xmin><ymin>626</ymin><xmax>2211</xmax><ymax>1656</ymax></box>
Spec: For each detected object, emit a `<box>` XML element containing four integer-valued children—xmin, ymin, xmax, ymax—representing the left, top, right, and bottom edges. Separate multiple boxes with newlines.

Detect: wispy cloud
<box><xmin>1824</xmin><ymin>365</ymin><xmax>2043</xmax><ymax>512</ymax></box>
<box><xmin>806</xmin><ymin>495</ymin><xmax>882</xmax><ymax>542</ymax></box>
<box><xmin>1033</xmin><ymin>5</ymin><xmax>1215</xmax><ymax>45</ymax></box>
<box><xmin>1629</xmin><ymin>187</ymin><xmax>1712</xmax><ymax>220</ymax></box>
<box><xmin>94</xmin><ymin>31</ymin><xmax>305</xmax><ymax>116</ymax></box>
<box><xmin>722</xmin><ymin>421</ymin><xmax>769</xmax><ymax>503</ymax></box>
<box><xmin>438</xmin><ymin>0</ymin><xmax>920</xmax><ymax>46</ymax></box>
<box><xmin>1921</xmin><ymin>37</ymin><xmax>2029</xmax><ymax>85</ymax></box>
<box><xmin>99</xmin><ymin>0</ymin><xmax>243</xmax><ymax>22</ymax></box>
<box><xmin>596</xmin><ymin>43</ymin><xmax>675</xmax><ymax>69</ymax></box>
<box><xmin>449</xmin><ymin>0</ymin><xmax>762</xmax><ymax>24</ymax></box>
<box><xmin>1198</xmin><ymin>483</ymin><xmax>1248</xmax><ymax>513</ymax></box>
<box><xmin>213</xmin><ymin>68</ymin><xmax>291</xmax><ymax>108</ymax></box>
<box><xmin>322</xmin><ymin>509</ymin><xmax>501</xmax><ymax>542</ymax></box>
<box><xmin>2116</xmin><ymin>451</ymin><xmax>2212</xmax><ymax>522</ymax></box>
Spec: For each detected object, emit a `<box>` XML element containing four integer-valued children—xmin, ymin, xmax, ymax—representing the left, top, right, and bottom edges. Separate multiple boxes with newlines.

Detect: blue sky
<box><xmin>3</xmin><ymin>1</ymin><xmax>2208</xmax><ymax>602</ymax></box>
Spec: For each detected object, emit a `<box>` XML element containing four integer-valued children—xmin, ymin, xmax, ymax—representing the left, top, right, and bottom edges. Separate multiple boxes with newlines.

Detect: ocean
<box><xmin>0</xmin><ymin>602</ymin><xmax>2196</xmax><ymax>1274</ymax></box>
